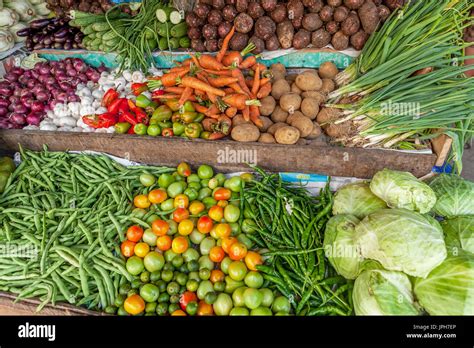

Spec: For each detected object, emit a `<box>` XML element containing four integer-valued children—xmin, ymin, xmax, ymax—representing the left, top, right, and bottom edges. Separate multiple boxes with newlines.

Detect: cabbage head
<box><xmin>442</xmin><ymin>216</ymin><xmax>474</xmax><ymax>255</ymax></box>
<box><xmin>332</xmin><ymin>182</ymin><xmax>387</xmax><ymax>219</ymax></box>
<box><xmin>430</xmin><ymin>174</ymin><xmax>474</xmax><ymax>218</ymax></box>
<box><xmin>370</xmin><ymin>169</ymin><xmax>436</xmax><ymax>214</ymax></box>
<box><xmin>353</xmin><ymin>267</ymin><xmax>421</xmax><ymax>316</ymax></box>
<box><xmin>355</xmin><ymin>208</ymin><xmax>447</xmax><ymax>278</ymax></box>
<box><xmin>324</xmin><ymin>214</ymin><xmax>363</xmax><ymax>280</ymax></box>
<box><xmin>414</xmin><ymin>255</ymin><xmax>474</xmax><ymax>315</ymax></box>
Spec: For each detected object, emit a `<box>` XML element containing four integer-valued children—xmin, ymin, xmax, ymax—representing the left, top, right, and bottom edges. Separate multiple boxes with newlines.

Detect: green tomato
<box><xmin>197</xmin><ymin>280</ymin><xmax>214</xmax><ymax>300</ymax></box>
<box><xmin>208</xmin><ymin>177</ymin><xmax>219</xmax><ymax>190</ymax></box>
<box><xmin>260</xmin><ymin>288</ymin><xmax>274</xmax><ymax>307</ymax></box>
<box><xmin>184</xmin><ymin>187</ymin><xmax>198</xmax><ymax>201</ymax></box>
<box><xmin>232</xmin><ymin>287</ymin><xmax>247</xmax><ymax>307</ymax></box>
<box><xmin>272</xmin><ymin>296</ymin><xmax>291</xmax><ymax>314</ymax></box>
<box><xmin>243</xmin><ymin>288</ymin><xmax>263</xmax><ymax>309</ymax></box>
<box><xmin>250</xmin><ymin>307</ymin><xmax>273</xmax><ymax>316</ymax></box>
<box><xmin>160</xmin><ymin>198</ymin><xmax>174</xmax><ymax>211</ymax></box>
<box><xmin>188</xmin><ymin>182</ymin><xmax>201</xmax><ymax>191</ymax></box>
<box><xmin>187</xmin><ymin>260</ymin><xmax>200</xmax><ymax>272</ymax></box>
<box><xmin>198</xmin><ymin>187</ymin><xmax>212</xmax><ymax>201</ymax></box>
<box><xmin>171</xmin><ymin>255</ymin><xmax>184</xmax><ymax>268</ymax></box>
<box><xmin>167</xmin><ymin>220</ymin><xmax>178</xmax><ymax>235</ymax></box>
<box><xmin>220</xmin><ymin>257</ymin><xmax>232</xmax><ymax>274</ymax></box>
<box><xmin>188</xmin><ymin>271</ymin><xmax>200</xmax><ymax>281</ymax></box>
<box><xmin>140</xmin><ymin>271</ymin><xmax>150</xmax><ymax>283</ymax></box>
<box><xmin>145</xmin><ymin>214</ymin><xmax>160</xmax><ymax>225</ymax></box>
<box><xmin>200</xmin><ymin>179</ymin><xmax>210</xmax><ymax>187</ymax></box>
<box><xmin>241</xmin><ymin>219</ymin><xmax>257</xmax><ymax>234</ymax></box>
<box><xmin>228</xmin><ymin>261</ymin><xmax>248</xmax><ymax>281</ymax></box>
<box><xmin>172</xmin><ymin>122</ymin><xmax>186</xmax><ymax>136</ymax></box>
<box><xmin>176</xmin><ymin>272</ymin><xmax>188</xmax><ymax>286</ymax></box>
<box><xmin>158</xmin><ymin>173</ymin><xmax>175</xmax><ymax>189</ymax></box>
<box><xmin>156</xmin><ymin>302</ymin><xmax>168</xmax><ymax>316</ymax></box>
<box><xmin>213</xmin><ymin>293</ymin><xmax>233</xmax><ymax>316</ymax></box>
<box><xmin>142</xmin><ymin>229</ymin><xmax>157</xmax><ymax>246</ymax></box>
<box><xmin>237</xmin><ymin>233</ymin><xmax>253</xmax><ymax>250</ymax></box>
<box><xmin>164</xmin><ymin>249</ymin><xmax>178</xmax><ymax>262</ymax></box>
<box><xmin>115</xmin><ymin>293</ymin><xmax>126</xmax><ymax>307</ymax></box>
<box><xmin>147</xmin><ymin>124</ymin><xmax>161</xmax><ymax>137</ymax></box>
<box><xmin>204</xmin><ymin>291</ymin><xmax>217</xmax><ymax>305</ymax></box>
<box><xmin>244</xmin><ymin>271</ymin><xmax>264</xmax><ymax>289</ymax></box>
<box><xmin>160</xmin><ymin>270</ymin><xmax>173</xmax><ymax>282</ymax></box>
<box><xmin>198</xmin><ymin>255</ymin><xmax>214</xmax><ymax>271</ymax></box>
<box><xmin>131</xmin><ymin>208</ymin><xmax>147</xmax><ymax>219</ymax></box>
<box><xmin>126</xmin><ymin>256</ymin><xmax>144</xmax><ymax>276</ymax></box>
<box><xmin>167</xmin><ymin>282</ymin><xmax>180</xmax><ymax>295</ymax></box>
<box><xmin>189</xmin><ymin>229</ymin><xmax>206</xmax><ymax>244</ymax></box>
<box><xmin>158</xmin><ymin>292</ymin><xmax>169</xmax><ymax>303</ymax></box>
<box><xmin>214</xmin><ymin>280</ymin><xmax>226</xmax><ymax>292</ymax></box>
<box><xmin>214</xmin><ymin>173</ymin><xmax>226</xmax><ymax>186</ymax></box>
<box><xmin>199</xmin><ymin>268</ymin><xmax>211</xmax><ymax>281</ymax></box>
<box><xmin>150</xmin><ymin>271</ymin><xmax>161</xmax><ymax>282</ymax></box>
<box><xmin>199</xmin><ymin>237</ymin><xmax>216</xmax><ymax>256</ymax></box>
<box><xmin>224</xmin><ymin>176</ymin><xmax>242</xmax><ymax>192</ymax></box>
<box><xmin>140</xmin><ymin>173</ymin><xmax>156</xmax><ymax>187</ymax></box>
<box><xmin>224</xmin><ymin>276</ymin><xmax>244</xmax><ymax>294</ymax></box>
<box><xmin>186</xmin><ymin>301</ymin><xmax>198</xmax><ymax>315</ymax></box>
<box><xmin>186</xmin><ymin>279</ymin><xmax>199</xmax><ymax>292</ymax></box>
<box><xmin>224</xmin><ymin>205</ymin><xmax>240</xmax><ymax>223</ymax></box>
<box><xmin>131</xmin><ymin>279</ymin><xmax>141</xmax><ymax>289</ymax></box>
<box><xmin>140</xmin><ymin>283</ymin><xmax>160</xmax><ymax>303</ymax></box>
<box><xmin>144</xmin><ymin>251</ymin><xmax>165</xmax><ymax>273</ymax></box>
<box><xmin>117</xmin><ymin>305</ymin><xmax>129</xmax><ymax>316</ymax></box>
<box><xmin>202</xmin><ymin>197</ymin><xmax>217</xmax><ymax>209</ymax></box>
<box><xmin>134</xmin><ymin>123</ymin><xmax>148</xmax><ymax>135</ymax></box>
<box><xmin>119</xmin><ymin>284</ymin><xmax>131</xmax><ymax>296</ymax></box>
<box><xmin>229</xmin><ymin>222</ymin><xmax>241</xmax><ymax>235</ymax></box>
<box><xmin>183</xmin><ymin>248</ymin><xmax>200</xmax><ymax>262</ymax></box>
<box><xmin>197</xmin><ymin>164</ymin><xmax>214</xmax><ymax>179</ymax></box>
<box><xmin>163</xmin><ymin>263</ymin><xmax>174</xmax><ymax>272</ymax></box>
<box><xmin>167</xmin><ymin>181</ymin><xmax>185</xmax><ymax>198</ymax></box>
<box><xmin>0</xmin><ymin>157</ymin><xmax>15</xmax><ymax>173</ymax></box>
<box><xmin>229</xmin><ymin>307</ymin><xmax>249</xmax><ymax>316</ymax></box>
<box><xmin>168</xmin><ymin>303</ymin><xmax>179</xmax><ymax>313</ymax></box>
<box><xmin>187</xmin><ymin>174</ymin><xmax>200</xmax><ymax>183</ymax></box>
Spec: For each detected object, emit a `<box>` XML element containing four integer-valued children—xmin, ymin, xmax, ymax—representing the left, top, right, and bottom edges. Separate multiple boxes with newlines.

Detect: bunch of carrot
<box><xmin>147</xmin><ymin>26</ymin><xmax>272</xmax><ymax>139</ymax></box>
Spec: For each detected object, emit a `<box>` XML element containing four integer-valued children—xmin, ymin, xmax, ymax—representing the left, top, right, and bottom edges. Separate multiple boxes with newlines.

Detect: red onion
<box><xmin>13</xmin><ymin>88</ymin><xmax>22</xmax><ymax>98</ymax></box>
<box><xmin>9</xmin><ymin>96</ymin><xmax>19</xmax><ymax>104</ymax></box>
<box><xmin>13</xmin><ymin>104</ymin><xmax>28</xmax><ymax>114</ymax></box>
<box><xmin>46</xmin><ymin>83</ymin><xmax>59</xmax><ymax>92</ymax></box>
<box><xmin>38</xmin><ymin>65</ymin><xmax>50</xmax><ymax>75</ymax></box>
<box><xmin>0</xmin><ymin>106</ymin><xmax>7</xmax><ymax>117</ymax></box>
<box><xmin>36</xmin><ymin>91</ymin><xmax>50</xmax><ymax>102</ymax></box>
<box><xmin>10</xmin><ymin>113</ymin><xmax>26</xmax><ymax>125</ymax></box>
<box><xmin>26</xmin><ymin>112</ymin><xmax>42</xmax><ymax>126</ymax></box>
<box><xmin>67</xmin><ymin>94</ymin><xmax>80</xmax><ymax>103</ymax></box>
<box><xmin>23</xmin><ymin>70</ymin><xmax>33</xmax><ymax>79</ymax></box>
<box><xmin>20</xmin><ymin>96</ymin><xmax>34</xmax><ymax>108</ymax></box>
<box><xmin>4</xmin><ymin>73</ymin><xmax>19</xmax><ymax>82</ymax></box>
<box><xmin>0</xmin><ymin>87</ymin><xmax>13</xmax><ymax>97</ymax></box>
<box><xmin>30</xmin><ymin>70</ymin><xmax>39</xmax><ymax>80</ymax></box>
<box><xmin>56</xmin><ymin>74</ymin><xmax>69</xmax><ymax>82</ymax></box>
<box><xmin>30</xmin><ymin>101</ymin><xmax>45</xmax><ymax>113</ymax></box>
<box><xmin>26</xmin><ymin>79</ymin><xmax>37</xmax><ymax>89</ymax></box>
<box><xmin>45</xmin><ymin>76</ymin><xmax>56</xmax><ymax>85</ymax></box>
<box><xmin>77</xmin><ymin>73</ymin><xmax>88</xmax><ymax>83</ymax></box>
<box><xmin>32</xmin><ymin>85</ymin><xmax>44</xmax><ymax>94</ymax></box>
<box><xmin>10</xmin><ymin>67</ymin><xmax>25</xmax><ymax>75</ymax></box>
<box><xmin>0</xmin><ymin>81</ymin><xmax>10</xmax><ymax>89</ymax></box>
<box><xmin>73</xmin><ymin>58</ymin><xmax>87</xmax><ymax>73</ymax></box>
<box><xmin>97</xmin><ymin>64</ymin><xmax>107</xmax><ymax>73</ymax></box>
<box><xmin>0</xmin><ymin>119</ymin><xmax>11</xmax><ymax>129</ymax></box>
<box><xmin>59</xmin><ymin>81</ymin><xmax>72</xmax><ymax>91</ymax></box>
<box><xmin>67</xmin><ymin>69</ymin><xmax>77</xmax><ymax>77</ymax></box>
<box><xmin>49</xmin><ymin>100</ymin><xmax>60</xmax><ymax>109</ymax></box>
<box><xmin>56</xmin><ymin>92</ymin><xmax>68</xmax><ymax>103</ymax></box>
<box><xmin>20</xmin><ymin>89</ymin><xmax>32</xmax><ymax>98</ymax></box>
<box><xmin>0</xmin><ymin>98</ymin><xmax>9</xmax><ymax>108</ymax></box>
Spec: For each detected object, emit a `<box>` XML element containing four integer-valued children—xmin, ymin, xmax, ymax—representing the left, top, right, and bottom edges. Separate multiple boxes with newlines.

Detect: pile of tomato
<box><xmin>112</xmin><ymin>162</ymin><xmax>292</xmax><ymax>316</ymax></box>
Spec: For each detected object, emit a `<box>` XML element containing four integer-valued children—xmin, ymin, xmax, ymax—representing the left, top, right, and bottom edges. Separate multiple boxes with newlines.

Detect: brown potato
<box><xmin>257</xmin><ymin>116</ymin><xmax>273</xmax><ymax>132</ymax></box>
<box><xmin>270</xmin><ymin>63</ymin><xmax>287</xmax><ymax>81</ymax></box>
<box><xmin>318</xmin><ymin>61</ymin><xmax>338</xmax><ymax>79</ymax></box>
<box><xmin>291</xmin><ymin>82</ymin><xmax>302</xmax><ymax>94</ymax></box>
<box><xmin>271</xmin><ymin>79</ymin><xmax>291</xmax><ymax>100</ymax></box>
<box><xmin>280</xmin><ymin>93</ymin><xmax>302</xmax><ymax>113</ymax></box>
<box><xmin>274</xmin><ymin>126</ymin><xmax>301</xmax><ymax>144</ymax></box>
<box><xmin>259</xmin><ymin>96</ymin><xmax>276</xmax><ymax>116</ymax></box>
<box><xmin>316</xmin><ymin>107</ymin><xmax>343</xmax><ymax>126</ymax></box>
<box><xmin>301</xmin><ymin>91</ymin><xmax>326</xmax><ymax>104</ymax></box>
<box><xmin>286</xmin><ymin>74</ymin><xmax>298</xmax><ymax>83</ymax></box>
<box><xmin>232</xmin><ymin>114</ymin><xmax>250</xmax><ymax>127</ymax></box>
<box><xmin>231</xmin><ymin>123</ymin><xmax>261</xmax><ymax>142</ymax></box>
<box><xmin>258</xmin><ymin>133</ymin><xmax>276</xmax><ymax>143</ymax></box>
<box><xmin>295</xmin><ymin>72</ymin><xmax>322</xmax><ymax>91</ymax></box>
<box><xmin>289</xmin><ymin>114</ymin><xmax>314</xmax><ymax>137</ymax></box>
<box><xmin>270</xmin><ymin>106</ymin><xmax>289</xmax><ymax>123</ymax></box>
<box><xmin>320</xmin><ymin>79</ymin><xmax>336</xmax><ymax>94</ymax></box>
<box><xmin>267</xmin><ymin>122</ymin><xmax>288</xmax><ymax>135</ymax></box>
<box><xmin>286</xmin><ymin>111</ymin><xmax>305</xmax><ymax>125</ymax></box>
<box><xmin>306</xmin><ymin>122</ymin><xmax>322</xmax><ymax>139</ymax></box>
<box><xmin>301</xmin><ymin>98</ymin><xmax>320</xmax><ymax>119</ymax></box>
<box><xmin>332</xmin><ymin>31</ymin><xmax>349</xmax><ymax>51</ymax></box>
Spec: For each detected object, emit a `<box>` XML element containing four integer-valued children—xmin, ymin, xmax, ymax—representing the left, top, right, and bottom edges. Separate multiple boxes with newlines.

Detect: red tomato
<box><xmin>173</xmin><ymin>208</ymin><xmax>190</xmax><ymax>223</ymax></box>
<box><xmin>197</xmin><ymin>215</ymin><xmax>214</xmax><ymax>234</ymax></box>
<box><xmin>121</xmin><ymin>240</ymin><xmax>136</xmax><ymax>257</ymax></box>
<box><xmin>179</xmin><ymin>291</ymin><xmax>198</xmax><ymax>311</ymax></box>
<box><xmin>208</xmin><ymin>205</ymin><xmax>224</xmax><ymax>222</ymax></box>
<box><xmin>151</xmin><ymin>219</ymin><xmax>169</xmax><ymax>236</ymax></box>
<box><xmin>213</xmin><ymin>188</ymin><xmax>231</xmax><ymax>201</ymax></box>
<box><xmin>126</xmin><ymin>225</ymin><xmax>143</xmax><ymax>242</ymax></box>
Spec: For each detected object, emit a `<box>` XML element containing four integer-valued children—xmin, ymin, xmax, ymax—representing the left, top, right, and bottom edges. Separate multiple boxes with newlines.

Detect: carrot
<box><xmin>207</xmin><ymin>92</ymin><xmax>218</xmax><ymax>104</ymax></box>
<box><xmin>223</xmin><ymin>94</ymin><xmax>249</xmax><ymax>110</ymax></box>
<box><xmin>160</xmin><ymin>68</ymin><xmax>190</xmax><ymax>87</ymax></box>
<box><xmin>231</xmin><ymin>69</ymin><xmax>252</xmax><ymax>96</ymax></box>
<box><xmin>251</xmin><ymin>63</ymin><xmax>267</xmax><ymax>72</ymax></box>
<box><xmin>180</xmin><ymin>76</ymin><xmax>226</xmax><ymax>97</ymax></box>
<box><xmin>216</xmin><ymin>26</ymin><xmax>235</xmax><ymax>63</ymax></box>
<box><xmin>249</xmin><ymin>105</ymin><xmax>263</xmax><ymax>128</ymax></box>
<box><xmin>222</xmin><ymin>42</ymin><xmax>256</xmax><ymax>67</ymax></box>
<box><xmin>191</xmin><ymin>55</ymin><xmax>201</xmax><ymax>69</ymax></box>
<box><xmin>205</xmin><ymin>104</ymin><xmax>221</xmax><ymax>118</ymax></box>
<box><xmin>197</xmin><ymin>72</ymin><xmax>210</xmax><ymax>83</ymax></box>
<box><xmin>208</xmin><ymin>77</ymin><xmax>239</xmax><ymax>88</ymax></box>
<box><xmin>164</xmin><ymin>86</ymin><xmax>185</xmax><ymax>94</ymax></box>
<box><xmin>245</xmin><ymin>78</ymin><xmax>254</xmax><ymax>88</ymax></box>
<box><xmin>178</xmin><ymin>87</ymin><xmax>193</xmax><ymax>106</ymax></box>
<box><xmin>224</xmin><ymin>87</ymin><xmax>234</xmax><ymax>94</ymax></box>
<box><xmin>228</xmin><ymin>83</ymin><xmax>248</xmax><ymax>95</ymax></box>
<box><xmin>239</xmin><ymin>55</ymin><xmax>260</xmax><ymax>69</ymax></box>
<box><xmin>203</xmin><ymin>69</ymin><xmax>233</xmax><ymax>77</ymax></box>
<box><xmin>256</xmin><ymin>82</ymin><xmax>272</xmax><ymax>99</ymax></box>
<box><xmin>252</xmin><ymin>65</ymin><xmax>260</xmax><ymax>96</ymax></box>
<box><xmin>242</xmin><ymin>105</ymin><xmax>250</xmax><ymax>122</ymax></box>
<box><xmin>199</xmin><ymin>55</ymin><xmax>225</xmax><ymax>71</ymax></box>
<box><xmin>153</xmin><ymin>94</ymin><xmax>181</xmax><ymax>100</ymax></box>
<box><xmin>260</xmin><ymin>77</ymin><xmax>271</xmax><ymax>87</ymax></box>
<box><xmin>193</xmin><ymin>103</ymin><xmax>208</xmax><ymax>113</ymax></box>
<box><xmin>169</xmin><ymin>65</ymin><xmax>190</xmax><ymax>73</ymax></box>
<box><xmin>225</xmin><ymin>106</ymin><xmax>237</xmax><ymax>118</ymax></box>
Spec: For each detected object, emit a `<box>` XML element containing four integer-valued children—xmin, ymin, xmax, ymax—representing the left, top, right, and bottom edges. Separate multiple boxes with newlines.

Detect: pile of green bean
<box><xmin>243</xmin><ymin>167</ymin><xmax>352</xmax><ymax>316</ymax></box>
<box><xmin>0</xmin><ymin>146</ymin><xmax>174</xmax><ymax>312</ymax></box>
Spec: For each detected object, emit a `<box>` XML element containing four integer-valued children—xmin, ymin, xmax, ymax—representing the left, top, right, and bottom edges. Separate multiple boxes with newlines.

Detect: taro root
<box><xmin>343</xmin><ymin>0</ymin><xmax>365</xmax><ymax>10</ymax></box>
<box><xmin>235</xmin><ymin>0</ymin><xmax>248</xmax><ymax>12</ymax></box>
<box><xmin>222</xmin><ymin>5</ymin><xmax>238</xmax><ymax>21</ymax></box>
<box><xmin>378</xmin><ymin>5</ymin><xmax>391</xmax><ymax>22</ymax></box>
<box><xmin>230</xmin><ymin>32</ymin><xmax>249</xmax><ymax>51</ymax></box>
<box><xmin>218</xmin><ymin>22</ymin><xmax>233</xmax><ymax>38</ymax></box>
<box><xmin>311</xmin><ymin>28</ymin><xmax>332</xmax><ymax>48</ymax></box>
<box><xmin>255</xmin><ymin>16</ymin><xmax>277</xmax><ymax>41</ymax></box>
<box><xmin>266</xmin><ymin>34</ymin><xmax>281</xmax><ymax>51</ymax></box>
<box><xmin>186</xmin><ymin>12</ymin><xmax>203</xmax><ymax>27</ymax></box>
<box><xmin>303</xmin><ymin>0</ymin><xmax>324</xmax><ymax>13</ymax></box>
<box><xmin>203</xmin><ymin>24</ymin><xmax>218</xmax><ymax>40</ymax></box>
<box><xmin>247</xmin><ymin>1</ymin><xmax>265</xmax><ymax>20</ymax></box>
<box><xmin>205</xmin><ymin>39</ymin><xmax>219</xmax><ymax>52</ymax></box>
<box><xmin>385</xmin><ymin>0</ymin><xmax>405</xmax><ymax>10</ymax></box>
<box><xmin>327</xmin><ymin>0</ymin><xmax>342</xmax><ymax>6</ymax></box>
<box><xmin>191</xmin><ymin>39</ymin><xmax>206</xmax><ymax>52</ymax></box>
<box><xmin>207</xmin><ymin>9</ymin><xmax>223</xmax><ymax>26</ymax></box>
<box><xmin>287</xmin><ymin>0</ymin><xmax>304</xmax><ymax>22</ymax></box>
<box><xmin>277</xmin><ymin>20</ymin><xmax>295</xmax><ymax>49</ymax></box>
<box><xmin>334</xmin><ymin>6</ymin><xmax>349</xmax><ymax>22</ymax></box>
<box><xmin>302</xmin><ymin>13</ymin><xmax>323</xmax><ymax>32</ymax></box>
<box><xmin>326</xmin><ymin>21</ymin><xmax>340</xmax><ymax>35</ymax></box>
<box><xmin>320</xmin><ymin>5</ymin><xmax>334</xmax><ymax>22</ymax></box>
<box><xmin>350</xmin><ymin>30</ymin><xmax>368</xmax><ymax>50</ymax></box>
<box><xmin>341</xmin><ymin>13</ymin><xmax>360</xmax><ymax>36</ymax></box>
<box><xmin>261</xmin><ymin>0</ymin><xmax>278</xmax><ymax>12</ymax></box>
<box><xmin>188</xmin><ymin>27</ymin><xmax>202</xmax><ymax>40</ymax></box>
<box><xmin>234</xmin><ymin>13</ymin><xmax>254</xmax><ymax>34</ymax></box>
<box><xmin>292</xmin><ymin>17</ymin><xmax>303</xmax><ymax>30</ymax></box>
<box><xmin>332</xmin><ymin>30</ymin><xmax>349</xmax><ymax>50</ymax></box>
<box><xmin>194</xmin><ymin>3</ymin><xmax>211</xmax><ymax>18</ymax></box>
<box><xmin>270</xmin><ymin>4</ymin><xmax>288</xmax><ymax>23</ymax></box>
<box><xmin>293</xmin><ymin>29</ymin><xmax>311</xmax><ymax>49</ymax></box>
<box><xmin>249</xmin><ymin>35</ymin><xmax>265</xmax><ymax>54</ymax></box>
<box><xmin>212</xmin><ymin>0</ymin><xmax>225</xmax><ymax>10</ymax></box>
<box><xmin>359</xmin><ymin>1</ymin><xmax>380</xmax><ymax>33</ymax></box>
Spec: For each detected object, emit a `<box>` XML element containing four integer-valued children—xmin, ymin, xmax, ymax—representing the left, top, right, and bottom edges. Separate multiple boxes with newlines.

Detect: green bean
<box><xmin>51</xmin><ymin>271</ymin><xmax>75</xmax><ymax>304</ymax></box>
<box><xmin>94</xmin><ymin>264</ymin><xmax>115</xmax><ymax>305</ymax></box>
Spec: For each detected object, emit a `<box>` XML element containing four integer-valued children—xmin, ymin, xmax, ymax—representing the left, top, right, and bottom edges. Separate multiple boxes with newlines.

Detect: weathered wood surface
<box><xmin>0</xmin><ymin>130</ymin><xmax>437</xmax><ymax>178</ymax></box>
<box><xmin>0</xmin><ymin>292</ymin><xmax>101</xmax><ymax>316</ymax></box>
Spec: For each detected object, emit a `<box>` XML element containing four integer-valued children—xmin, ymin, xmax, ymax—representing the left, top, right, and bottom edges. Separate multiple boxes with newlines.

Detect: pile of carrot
<box><xmin>147</xmin><ymin>26</ymin><xmax>272</xmax><ymax>138</ymax></box>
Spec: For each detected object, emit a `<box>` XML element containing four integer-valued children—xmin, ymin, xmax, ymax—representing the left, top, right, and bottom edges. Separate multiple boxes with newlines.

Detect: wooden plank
<box><xmin>0</xmin><ymin>130</ymin><xmax>437</xmax><ymax>178</ymax></box>
<box><xmin>0</xmin><ymin>292</ymin><xmax>101</xmax><ymax>316</ymax></box>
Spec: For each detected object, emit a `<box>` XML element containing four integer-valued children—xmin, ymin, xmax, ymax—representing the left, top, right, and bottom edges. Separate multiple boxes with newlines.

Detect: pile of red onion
<box><xmin>0</xmin><ymin>58</ymin><xmax>104</xmax><ymax>129</ymax></box>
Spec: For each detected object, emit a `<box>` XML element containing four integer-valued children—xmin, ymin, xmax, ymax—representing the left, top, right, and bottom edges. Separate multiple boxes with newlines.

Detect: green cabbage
<box><xmin>353</xmin><ymin>267</ymin><xmax>421</xmax><ymax>316</ymax></box>
<box><xmin>430</xmin><ymin>174</ymin><xmax>474</xmax><ymax>218</ymax></box>
<box><xmin>414</xmin><ymin>255</ymin><xmax>474</xmax><ymax>315</ymax></box>
<box><xmin>355</xmin><ymin>208</ymin><xmax>447</xmax><ymax>278</ymax></box>
<box><xmin>441</xmin><ymin>216</ymin><xmax>474</xmax><ymax>255</ymax></box>
<box><xmin>332</xmin><ymin>182</ymin><xmax>387</xmax><ymax>219</ymax></box>
<box><xmin>323</xmin><ymin>214</ymin><xmax>363</xmax><ymax>280</ymax></box>
<box><xmin>370</xmin><ymin>169</ymin><xmax>436</xmax><ymax>214</ymax></box>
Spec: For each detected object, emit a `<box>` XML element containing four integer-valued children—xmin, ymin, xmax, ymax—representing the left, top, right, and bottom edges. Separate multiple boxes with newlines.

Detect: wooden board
<box><xmin>0</xmin><ymin>130</ymin><xmax>437</xmax><ymax>179</ymax></box>
<box><xmin>0</xmin><ymin>292</ymin><xmax>100</xmax><ymax>316</ymax></box>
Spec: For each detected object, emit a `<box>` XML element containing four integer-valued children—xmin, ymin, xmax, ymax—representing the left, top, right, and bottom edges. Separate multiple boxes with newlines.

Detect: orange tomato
<box><xmin>124</xmin><ymin>294</ymin><xmax>145</xmax><ymax>315</ymax></box>
<box><xmin>126</xmin><ymin>225</ymin><xmax>144</xmax><ymax>242</ymax></box>
<box><xmin>245</xmin><ymin>251</ymin><xmax>263</xmax><ymax>271</ymax></box>
<box><xmin>189</xmin><ymin>201</ymin><xmax>205</xmax><ymax>215</ymax></box>
<box><xmin>134</xmin><ymin>242</ymin><xmax>150</xmax><ymax>258</ymax></box>
<box><xmin>208</xmin><ymin>205</ymin><xmax>224</xmax><ymax>222</ymax></box>
<box><xmin>197</xmin><ymin>300</ymin><xmax>213</xmax><ymax>316</ymax></box>
<box><xmin>152</xmin><ymin>219</ymin><xmax>169</xmax><ymax>236</ymax></box>
<box><xmin>210</xmin><ymin>269</ymin><xmax>225</xmax><ymax>283</ymax></box>
<box><xmin>121</xmin><ymin>240</ymin><xmax>136</xmax><ymax>257</ymax></box>
<box><xmin>213</xmin><ymin>188</ymin><xmax>231</xmax><ymax>201</ymax></box>
<box><xmin>215</xmin><ymin>223</ymin><xmax>231</xmax><ymax>239</ymax></box>
<box><xmin>209</xmin><ymin>246</ymin><xmax>225</xmax><ymax>262</ymax></box>
<box><xmin>178</xmin><ymin>219</ymin><xmax>194</xmax><ymax>236</ymax></box>
<box><xmin>177</xmin><ymin>162</ymin><xmax>191</xmax><ymax>177</ymax></box>
<box><xmin>217</xmin><ymin>200</ymin><xmax>228</xmax><ymax>208</ymax></box>
<box><xmin>174</xmin><ymin>194</ymin><xmax>189</xmax><ymax>209</ymax></box>
<box><xmin>221</xmin><ymin>237</ymin><xmax>237</xmax><ymax>254</ymax></box>
<box><xmin>197</xmin><ymin>215</ymin><xmax>213</xmax><ymax>234</ymax></box>
<box><xmin>134</xmin><ymin>194</ymin><xmax>151</xmax><ymax>209</ymax></box>
<box><xmin>172</xmin><ymin>236</ymin><xmax>188</xmax><ymax>254</ymax></box>
<box><xmin>173</xmin><ymin>208</ymin><xmax>189</xmax><ymax>223</ymax></box>
<box><xmin>228</xmin><ymin>242</ymin><xmax>247</xmax><ymax>261</ymax></box>
<box><xmin>148</xmin><ymin>189</ymin><xmax>167</xmax><ymax>204</ymax></box>
<box><xmin>156</xmin><ymin>235</ymin><xmax>172</xmax><ymax>251</ymax></box>
<box><xmin>171</xmin><ymin>309</ymin><xmax>187</xmax><ymax>316</ymax></box>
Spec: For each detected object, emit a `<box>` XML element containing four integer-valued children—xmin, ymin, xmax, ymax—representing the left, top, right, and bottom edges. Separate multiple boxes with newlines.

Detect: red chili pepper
<box><xmin>102</xmin><ymin>88</ymin><xmax>119</xmax><ymax>107</ymax></box>
<box><xmin>122</xmin><ymin>111</ymin><xmax>138</xmax><ymax>126</ymax></box>
<box><xmin>127</xmin><ymin>126</ymin><xmax>135</xmax><ymax>134</ymax></box>
<box><xmin>117</xmin><ymin>99</ymin><xmax>130</xmax><ymax>114</ymax></box>
<box><xmin>118</xmin><ymin>114</ymin><xmax>127</xmax><ymax>123</ymax></box>
<box><xmin>131</xmin><ymin>82</ymin><xmax>148</xmax><ymax>96</ymax></box>
<box><xmin>82</xmin><ymin>115</ymin><xmax>102</xmax><ymax>129</ymax></box>
<box><xmin>98</xmin><ymin>112</ymin><xmax>118</xmax><ymax>128</ymax></box>
<box><xmin>127</xmin><ymin>99</ymin><xmax>140</xmax><ymax>113</ymax></box>
<box><xmin>135</xmin><ymin>108</ymin><xmax>149</xmax><ymax>125</ymax></box>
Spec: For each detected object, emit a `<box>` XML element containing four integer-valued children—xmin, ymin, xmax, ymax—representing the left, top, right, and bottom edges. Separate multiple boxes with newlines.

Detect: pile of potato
<box><xmin>231</xmin><ymin>61</ymin><xmax>339</xmax><ymax>144</ymax></box>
